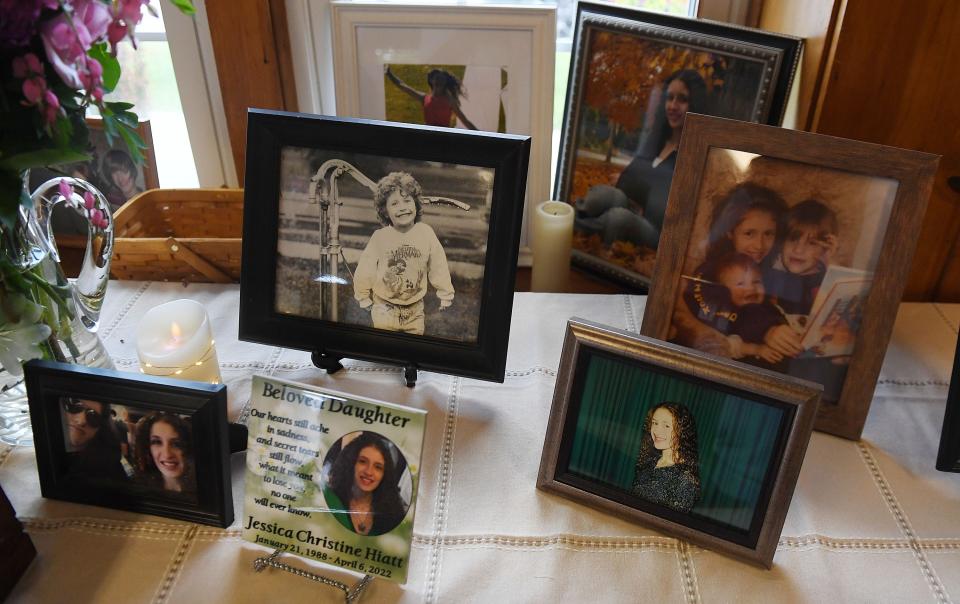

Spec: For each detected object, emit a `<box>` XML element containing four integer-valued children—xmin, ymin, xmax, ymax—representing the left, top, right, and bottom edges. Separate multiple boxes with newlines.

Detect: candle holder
<box><xmin>531</xmin><ymin>200</ymin><xmax>574</xmax><ymax>292</ymax></box>
<box><xmin>136</xmin><ymin>299</ymin><xmax>222</xmax><ymax>384</ymax></box>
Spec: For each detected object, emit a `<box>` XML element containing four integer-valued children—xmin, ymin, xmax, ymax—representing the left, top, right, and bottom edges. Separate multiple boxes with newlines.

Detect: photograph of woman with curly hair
<box><xmin>322</xmin><ymin>431</ymin><xmax>410</xmax><ymax>536</ymax></box>
<box><xmin>134</xmin><ymin>412</ymin><xmax>196</xmax><ymax>498</ymax></box>
<box><xmin>564</xmin><ymin>351</ymin><xmax>787</xmax><ymax>532</ymax></box>
<box><xmin>631</xmin><ymin>402</ymin><xmax>701</xmax><ymax>513</ymax></box>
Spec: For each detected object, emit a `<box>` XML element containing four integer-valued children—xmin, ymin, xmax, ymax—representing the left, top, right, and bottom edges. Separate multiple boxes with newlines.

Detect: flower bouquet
<box><xmin>0</xmin><ymin>0</ymin><xmax>194</xmax><ymax>442</ymax></box>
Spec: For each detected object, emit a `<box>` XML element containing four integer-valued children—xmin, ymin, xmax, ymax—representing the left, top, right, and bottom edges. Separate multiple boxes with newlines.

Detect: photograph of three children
<box><xmin>668</xmin><ymin>147</ymin><xmax>898</xmax><ymax>404</ymax></box>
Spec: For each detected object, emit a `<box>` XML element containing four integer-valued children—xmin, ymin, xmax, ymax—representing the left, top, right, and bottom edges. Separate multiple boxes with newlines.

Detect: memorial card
<box><xmin>242</xmin><ymin>376</ymin><xmax>426</xmax><ymax>583</ymax></box>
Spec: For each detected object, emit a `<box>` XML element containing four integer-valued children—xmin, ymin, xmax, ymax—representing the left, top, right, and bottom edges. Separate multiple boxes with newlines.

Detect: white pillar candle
<box><xmin>136</xmin><ymin>299</ymin><xmax>222</xmax><ymax>384</ymax></box>
<box><xmin>531</xmin><ymin>200</ymin><xmax>574</xmax><ymax>292</ymax></box>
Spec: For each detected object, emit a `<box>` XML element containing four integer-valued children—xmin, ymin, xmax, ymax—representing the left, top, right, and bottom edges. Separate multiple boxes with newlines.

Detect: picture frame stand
<box><xmin>252</xmin><ymin>549</ymin><xmax>374</xmax><ymax>603</ymax></box>
<box><xmin>403</xmin><ymin>363</ymin><xmax>418</xmax><ymax>388</ymax></box>
<box><xmin>310</xmin><ymin>351</ymin><xmax>419</xmax><ymax>387</ymax></box>
<box><xmin>311</xmin><ymin>350</ymin><xmax>345</xmax><ymax>375</ymax></box>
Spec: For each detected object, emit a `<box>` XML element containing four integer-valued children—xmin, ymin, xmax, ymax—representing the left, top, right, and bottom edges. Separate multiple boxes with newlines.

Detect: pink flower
<box><xmin>83</xmin><ymin>191</ymin><xmax>95</xmax><ymax>209</ymax></box>
<box><xmin>22</xmin><ymin>78</ymin><xmax>44</xmax><ymax>104</ymax></box>
<box><xmin>78</xmin><ymin>56</ymin><xmax>103</xmax><ymax>92</ymax></box>
<box><xmin>40</xmin><ymin>17</ymin><xmax>86</xmax><ymax>88</ymax></box>
<box><xmin>40</xmin><ymin>0</ymin><xmax>112</xmax><ymax>89</ymax></box>
<box><xmin>107</xmin><ymin>20</ymin><xmax>126</xmax><ymax>46</ymax></box>
<box><xmin>11</xmin><ymin>53</ymin><xmax>42</xmax><ymax>79</ymax></box>
<box><xmin>90</xmin><ymin>209</ymin><xmax>105</xmax><ymax>227</ymax></box>
<box><xmin>25</xmin><ymin>52</ymin><xmax>42</xmax><ymax>73</ymax></box>
<box><xmin>116</xmin><ymin>0</ymin><xmax>146</xmax><ymax>25</ymax></box>
<box><xmin>59</xmin><ymin>179</ymin><xmax>73</xmax><ymax>201</ymax></box>
<box><xmin>75</xmin><ymin>0</ymin><xmax>112</xmax><ymax>42</ymax></box>
<box><xmin>108</xmin><ymin>0</ymin><xmax>149</xmax><ymax>50</ymax></box>
<box><xmin>43</xmin><ymin>89</ymin><xmax>59</xmax><ymax>111</ymax></box>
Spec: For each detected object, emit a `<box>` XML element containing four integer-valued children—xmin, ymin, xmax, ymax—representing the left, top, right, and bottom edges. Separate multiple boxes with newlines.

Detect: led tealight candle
<box><xmin>136</xmin><ymin>299</ymin><xmax>222</xmax><ymax>383</ymax></box>
<box><xmin>531</xmin><ymin>200</ymin><xmax>574</xmax><ymax>292</ymax></box>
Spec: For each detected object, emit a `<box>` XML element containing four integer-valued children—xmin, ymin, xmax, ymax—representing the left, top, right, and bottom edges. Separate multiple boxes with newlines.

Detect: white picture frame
<box><xmin>331</xmin><ymin>2</ymin><xmax>556</xmax><ymax>264</ymax></box>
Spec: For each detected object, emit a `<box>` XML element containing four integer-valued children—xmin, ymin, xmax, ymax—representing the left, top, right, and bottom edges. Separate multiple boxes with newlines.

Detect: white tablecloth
<box><xmin>3</xmin><ymin>282</ymin><xmax>959</xmax><ymax>603</ymax></box>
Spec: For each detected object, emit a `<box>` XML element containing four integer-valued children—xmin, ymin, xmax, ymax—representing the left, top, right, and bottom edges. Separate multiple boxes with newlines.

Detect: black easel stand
<box><xmin>311</xmin><ymin>351</ymin><xmax>420</xmax><ymax>388</ymax></box>
<box><xmin>312</xmin><ymin>351</ymin><xmax>345</xmax><ymax>375</ymax></box>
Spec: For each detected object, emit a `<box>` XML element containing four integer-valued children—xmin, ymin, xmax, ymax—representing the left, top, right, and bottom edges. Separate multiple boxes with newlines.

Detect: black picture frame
<box><xmin>936</xmin><ymin>332</ymin><xmax>960</xmax><ymax>472</ymax></box>
<box><xmin>240</xmin><ymin>109</ymin><xmax>530</xmax><ymax>383</ymax></box>
<box><xmin>24</xmin><ymin>360</ymin><xmax>233</xmax><ymax>528</ymax></box>
<box><xmin>538</xmin><ymin>319</ymin><xmax>820</xmax><ymax>567</ymax></box>
<box><xmin>554</xmin><ymin>2</ymin><xmax>802</xmax><ymax>289</ymax></box>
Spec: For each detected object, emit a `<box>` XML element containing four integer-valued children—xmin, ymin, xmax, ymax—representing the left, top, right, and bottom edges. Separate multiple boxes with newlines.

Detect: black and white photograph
<box><xmin>240</xmin><ymin>110</ymin><xmax>530</xmax><ymax>383</ymax></box>
<box><xmin>275</xmin><ymin>147</ymin><xmax>493</xmax><ymax>344</ymax></box>
<box><xmin>25</xmin><ymin>360</ymin><xmax>233</xmax><ymax>528</ymax></box>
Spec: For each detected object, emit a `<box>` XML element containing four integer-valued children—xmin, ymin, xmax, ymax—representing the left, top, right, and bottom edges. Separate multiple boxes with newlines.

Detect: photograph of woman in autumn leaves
<box><xmin>556</xmin><ymin>9</ymin><xmax>799</xmax><ymax>288</ymax></box>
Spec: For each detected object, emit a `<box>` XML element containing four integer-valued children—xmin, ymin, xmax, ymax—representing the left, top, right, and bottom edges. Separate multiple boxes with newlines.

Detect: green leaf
<box><xmin>105</xmin><ymin>101</ymin><xmax>135</xmax><ymax>113</ymax></box>
<box><xmin>118</xmin><ymin>127</ymin><xmax>145</xmax><ymax>164</ymax></box>
<box><xmin>89</xmin><ymin>43</ymin><xmax>121</xmax><ymax>92</ymax></box>
<box><xmin>0</xmin><ymin>149</ymin><xmax>89</xmax><ymax>172</ymax></box>
<box><xmin>168</xmin><ymin>0</ymin><xmax>197</xmax><ymax>15</ymax></box>
<box><xmin>101</xmin><ymin>113</ymin><xmax>119</xmax><ymax>146</ymax></box>
<box><xmin>114</xmin><ymin>110</ymin><xmax>140</xmax><ymax>130</ymax></box>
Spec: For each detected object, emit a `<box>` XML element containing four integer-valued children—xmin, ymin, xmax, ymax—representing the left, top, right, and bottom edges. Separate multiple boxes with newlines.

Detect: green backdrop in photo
<box><xmin>567</xmin><ymin>353</ymin><xmax>785</xmax><ymax>531</ymax></box>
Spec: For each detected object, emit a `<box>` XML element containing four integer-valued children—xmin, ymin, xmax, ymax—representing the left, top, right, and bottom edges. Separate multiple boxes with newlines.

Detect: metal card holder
<box><xmin>252</xmin><ymin>548</ymin><xmax>374</xmax><ymax>603</ymax></box>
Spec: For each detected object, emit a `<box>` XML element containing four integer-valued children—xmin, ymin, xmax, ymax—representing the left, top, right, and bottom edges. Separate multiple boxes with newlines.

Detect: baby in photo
<box><xmin>684</xmin><ymin>253</ymin><xmax>785</xmax><ymax>366</ymax></box>
<box><xmin>354</xmin><ymin>171</ymin><xmax>454</xmax><ymax>335</ymax></box>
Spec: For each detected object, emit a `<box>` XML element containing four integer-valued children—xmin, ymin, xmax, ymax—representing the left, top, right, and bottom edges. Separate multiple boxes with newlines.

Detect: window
<box><xmin>93</xmin><ymin>4</ymin><xmax>198</xmax><ymax>188</ymax></box>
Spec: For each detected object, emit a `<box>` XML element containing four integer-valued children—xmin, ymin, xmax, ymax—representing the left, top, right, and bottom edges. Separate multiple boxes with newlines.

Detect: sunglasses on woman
<box><xmin>62</xmin><ymin>399</ymin><xmax>104</xmax><ymax>428</ymax></box>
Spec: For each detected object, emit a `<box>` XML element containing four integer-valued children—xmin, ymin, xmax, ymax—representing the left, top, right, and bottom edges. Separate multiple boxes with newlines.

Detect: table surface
<box><xmin>3</xmin><ymin>282</ymin><xmax>959</xmax><ymax>603</ymax></box>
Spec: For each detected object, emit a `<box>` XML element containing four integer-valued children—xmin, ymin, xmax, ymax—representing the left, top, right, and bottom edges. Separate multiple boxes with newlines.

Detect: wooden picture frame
<box><xmin>936</xmin><ymin>332</ymin><xmax>960</xmax><ymax>472</ymax></box>
<box><xmin>29</xmin><ymin>117</ymin><xmax>159</xmax><ymax>211</ymax></box>
<box><xmin>240</xmin><ymin>109</ymin><xmax>530</xmax><ymax>383</ymax></box>
<box><xmin>641</xmin><ymin>113</ymin><xmax>939</xmax><ymax>440</ymax></box>
<box><xmin>331</xmin><ymin>1</ymin><xmax>555</xmax><ymax>264</ymax></box>
<box><xmin>24</xmin><ymin>360</ymin><xmax>233</xmax><ymax>528</ymax></box>
<box><xmin>29</xmin><ymin>117</ymin><xmax>160</xmax><ymax>261</ymax></box>
<box><xmin>554</xmin><ymin>2</ymin><xmax>802</xmax><ymax>288</ymax></box>
<box><xmin>537</xmin><ymin>319</ymin><xmax>820</xmax><ymax>568</ymax></box>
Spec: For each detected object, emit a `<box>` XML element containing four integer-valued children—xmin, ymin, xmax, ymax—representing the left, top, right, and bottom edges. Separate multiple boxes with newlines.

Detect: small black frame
<box><xmin>24</xmin><ymin>360</ymin><xmax>233</xmax><ymax>528</ymax></box>
<box><xmin>240</xmin><ymin>109</ymin><xmax>530</xmax><ymax>383</ymax></box>
<box><xmin>936</xmin><ymin>332</ymin><xmax>960</xmax><ymax>472</ymax></box>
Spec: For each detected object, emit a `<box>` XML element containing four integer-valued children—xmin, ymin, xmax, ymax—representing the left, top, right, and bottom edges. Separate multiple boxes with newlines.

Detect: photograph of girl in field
<box><xmin>384</xmin><ymin>63</ymin><xmax>508</xmax><ymax>133</ymax></box>
<box><xmin>669</xmin><ymin>148</ymin><xmax>897</xmax><ymax>404</ymax></box>
<box><xmin>562</xmin><ymin>29</ymin><xmax>777</xmax><ymax>285</ymax></box>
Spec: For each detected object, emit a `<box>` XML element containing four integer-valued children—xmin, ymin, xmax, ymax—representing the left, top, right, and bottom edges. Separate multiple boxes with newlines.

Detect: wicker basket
<box><xmin>111</xmin><ymin>188</ymin><xmax>243</xmax><ymax>283</ymax></box>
